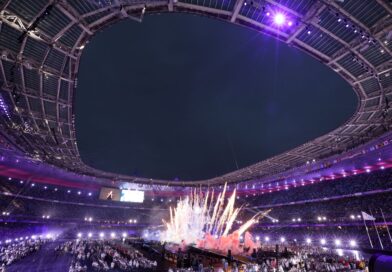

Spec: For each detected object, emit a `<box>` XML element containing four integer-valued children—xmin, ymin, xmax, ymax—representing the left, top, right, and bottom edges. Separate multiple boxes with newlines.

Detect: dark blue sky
<box><xmin>75</xmin><ymin>13</ymin><xmax>356</xmax><ymax>181</ymax></box>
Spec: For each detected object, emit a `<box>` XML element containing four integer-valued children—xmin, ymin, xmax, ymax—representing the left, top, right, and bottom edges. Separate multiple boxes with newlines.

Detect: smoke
<box><xmin>141</xmin><ymin>203</ymin><xmax>170</xmax><ymax>240</ymax></box>
<box><xmin>159</xmin><ymin>184</ymin><xmax>270</xmax><ymax>251</ymax></box>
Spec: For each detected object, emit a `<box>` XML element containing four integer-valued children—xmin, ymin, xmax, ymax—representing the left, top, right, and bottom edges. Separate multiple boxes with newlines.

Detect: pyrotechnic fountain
<box><xmin>160</xmin><ymin>184</ymin><xmax>270</xmax><ymax>254</ymax></box>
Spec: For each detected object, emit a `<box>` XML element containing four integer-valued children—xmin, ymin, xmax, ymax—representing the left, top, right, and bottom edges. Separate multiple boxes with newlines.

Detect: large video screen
<box><xmin>99</xmin><ymin>187</ymin><xmax>145</xmax><ymax>203</ymax></box>
<box><xmin>120</xmin><ymin>190</ymin><xmax>144</xmax><ymax>203</ymax></box>
<box><xmin>99</xmin><ymin>187</ymin><xmax>121</xmax><ymax>201</ymax></box>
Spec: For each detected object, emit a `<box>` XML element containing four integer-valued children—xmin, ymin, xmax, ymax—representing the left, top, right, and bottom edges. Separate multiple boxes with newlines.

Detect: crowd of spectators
<box><xmin>252</xmin><ymin>248</ymin><xmax>367</xmax><ymax>272</ymax></box>
<box><xmin>254</xmin><ymin>193</ymin><xmax>392</xmax><ymax>223</ymax></box>
<box><xmin>246</xmin><ymin>168</ymin><xmax>392</xmax><ymax>207</ymax></box>
<box><xmin>167</xmin><ymin>247</ymin><xmax>367</xmax><ymax>272</ymax></box>
<box><xmin>1</xmin><ymin>168</ymin><xmax>391</xmax><ymax>228</ymax></box>
<box><xmin>0</xmin><ymin>238</ymin><xmax>46</xmax><ymax>268</ymax></box>
<box><xmin>57</xmin><ymin>239</ymin><xmax>157</xmax><ymax>271</ymax></box>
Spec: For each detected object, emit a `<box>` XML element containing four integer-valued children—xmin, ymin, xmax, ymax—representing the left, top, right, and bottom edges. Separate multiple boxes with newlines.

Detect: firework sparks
<box><xmin>161</xmin><ymin>184</ymin><xmax>270</xmax><ymax>252</ymax></box>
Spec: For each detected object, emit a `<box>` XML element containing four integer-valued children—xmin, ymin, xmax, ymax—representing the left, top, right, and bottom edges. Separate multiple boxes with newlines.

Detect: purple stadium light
<box><xmin>274</xmin><ymin>13</ymin><xmax>286</xmax><ymax>25</ymax></box>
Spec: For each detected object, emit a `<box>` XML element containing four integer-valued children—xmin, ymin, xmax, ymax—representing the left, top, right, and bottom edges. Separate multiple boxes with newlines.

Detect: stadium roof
<box><xmin>0</xmin><ymin>0</ymin><xmax>391</xmax><ymax>186</ymax></box>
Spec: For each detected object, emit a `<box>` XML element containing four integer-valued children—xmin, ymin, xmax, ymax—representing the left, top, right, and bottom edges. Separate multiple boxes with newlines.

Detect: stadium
<box><xmin>1</xmin><ymin>0</ymin><xmax>392</xmax><ymax>271</ymax></box>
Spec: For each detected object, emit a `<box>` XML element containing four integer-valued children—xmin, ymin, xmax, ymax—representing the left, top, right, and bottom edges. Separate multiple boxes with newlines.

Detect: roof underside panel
<box><xmin>2</xmin><ymin>60</ymin><xmax>20</xmax><ymax>83</ymax></box>
<box><xmin>357</xmin><ymin>112</ymin><xmax>373</xmax><ymax>122</ymax></box>
<box><xmin>297</xmin><ymin>27</ymin><xmax>344</xmax><ymax>57</ymax></box>
<box><xmin>360</xmin><ymin>77</ymin><xmax>381</xmax><ymax>97</ymax></box>
<box><xmin>59</xmin><ymin>80</ymin><xmax>69</xmax><ymax>101</ymax></box>
<box><xmin>317</xmin><ymin>9</ymin><xmax>359</xmax><ymax>44</ymax></box>
<box><xmin>28</xmin><ymin>97</ymin><xmax>41</xmax><ymax>113</ymax></box>
<box><xmin>24</xmin><ymin>37</ymin><xmax>48</xmax><ymax>62</ymax></box>
<box><xmin>62</xmin><ymin>58</ymin><xmax>71</xmax><ymax>77</ymax></box>
<box><xmin>360</xmin><ymin>43</ymin><xmax>392</xmax><ymax>67</ymax></box>
<box><xmin>68</xmin><ymin>0</ymin><xmax>98</xmax><ymax>14</ymax></box>
<box><xmin>273</xmin><ymin>0</ymin><xmax>314</xmax><ymax>15</ymax></box>
<box><xmin>337</xmin><ymin>54</ymin><xmax>368</xmax><ymax>78</ymax></box>
<box><xmin>43</xmin><ymin>75</ymin><xmax>58</xmax><ymax>97</ymax></box>
<box><xmin>44</xmin><ymin>100</ymin><xmax>56</xmax><ymax>117</ymax></box>
<box><xmin>240</xmin><ymin>1</ymin><xmax>268</xmax><ymax>22</ymax></box>
<box><xmin>7</xmin><ymin>0</ymin><xmax>49</xmax><ymax>23</ymax></box>
<box><xmin>84</xmin><ymin>10</ymin><xmax>113</xmax><ymax>24</ymax></box>
<box><xmin>59</xmin><ymin>105</ymin><xmax>68</xmax><ymax>121</ymax></box>
<box><xmin>336</xmin><ymin>0</ymin><xmax>387</xmax><ymax>28</ymax></box>
<box><xmin>364</xmin><ymin>97</ymin><xmax>380</xmax><ymax>108</ymax></box>
<box><xmin>44</xmin><ymin>49</ymin><xmax>66</xmax><ymax>72</ymax></box>
<box><xmin>59</xmin><ymin>24</ymin><xmax>83</xmax><ymax>48</ymax></box>
<box><xmin>0</xmin><ymin>23</ymin><xmax>22</xmax><ymax>53</ymax></box>
<box><xmin>179</xmin><ymin>0</ymin><xmax>236</xmax><ymax>11</ymax></box>
<box><xmin>24</xmin><ymin>68</ymin><xmax>40</xmax><ymax>91</ymax></box>
<box><xmin>380</xmin><ymin>71</ymin><xmax>392</xmax><ymax>88</ymax></box>
<box><xmin>36</xmin><ymin>6</ymin><xmax>72</xmax><ymax>39</ymax></box>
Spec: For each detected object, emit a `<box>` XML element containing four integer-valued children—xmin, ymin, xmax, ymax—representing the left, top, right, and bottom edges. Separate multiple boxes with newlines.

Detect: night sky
<box><xmin>75</xmin><ymin>14</ymin><xmax>356</xmax><ymax>181</ymax></box>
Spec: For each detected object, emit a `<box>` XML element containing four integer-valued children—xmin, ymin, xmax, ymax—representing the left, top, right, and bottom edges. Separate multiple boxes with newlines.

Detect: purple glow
<box><xmin>0</xmin><ymin>94</ymin><xmax>10</xmax><ymax>119</ymax></box>
<box><xmin>274</xmin><ymin>13</ymin><xmax>286</xmax><ymax>25</ymax></box>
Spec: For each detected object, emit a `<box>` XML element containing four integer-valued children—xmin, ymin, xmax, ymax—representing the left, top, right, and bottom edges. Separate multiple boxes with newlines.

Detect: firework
<box><xmin>160</xmin><ymin>184</ymin><xmax>270</xmax><ymax>253</ymax></box>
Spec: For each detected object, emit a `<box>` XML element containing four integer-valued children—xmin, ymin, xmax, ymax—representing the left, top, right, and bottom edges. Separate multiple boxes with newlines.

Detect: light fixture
<box><xmin>273</xmin><ymin>13</ymin><xmax>286</xmax><ymax>25</ymax></box>
<box><xmin>349</xmin><ymin>240</ymin><xmax>357</xmax><ymax>247</ymax></box>
<box><xmin>335</xmin><ymin>239</ymin><xmax>341</xmax><ymax>246</ymax></box>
